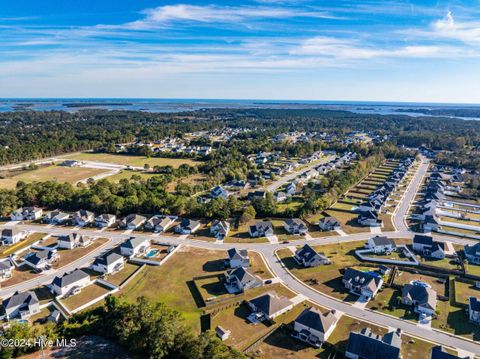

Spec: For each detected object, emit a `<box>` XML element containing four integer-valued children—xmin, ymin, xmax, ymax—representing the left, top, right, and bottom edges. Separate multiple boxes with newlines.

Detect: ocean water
<box><xmin>1</xmin><ymin>98</ymin><xmax>480</xmax><ymax>119</ymax></box>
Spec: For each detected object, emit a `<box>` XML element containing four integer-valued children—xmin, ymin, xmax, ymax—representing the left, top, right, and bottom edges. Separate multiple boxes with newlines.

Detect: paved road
<box><xmin>2</xmin><ymin>154</ymin><xmax>480</xmax><ymax>354</ymax></box>
<box><xmin>264</xmin><ymin>155</ymin><xmax>334</xmax><ymax>192</ymax></box>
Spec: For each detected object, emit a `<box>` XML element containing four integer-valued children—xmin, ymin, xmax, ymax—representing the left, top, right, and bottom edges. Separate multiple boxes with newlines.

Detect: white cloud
<box><xmin>291</xmin><ymin>36</ymin><xmax>460</xmax><ymax>60</ymax></box>
<box><xmin>124</xmin><ymin>4</ymin><xmax>337</xmax><ymax>30</ymax></box>
<box><xmin>432</xmin><ymin>11</ymin><xmax>480</xmax><ymax>43</ymax></box>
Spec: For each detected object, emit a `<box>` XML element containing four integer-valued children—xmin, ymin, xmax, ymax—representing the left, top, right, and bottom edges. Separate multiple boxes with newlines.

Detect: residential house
<box><xmin>464</xmin><ymin>242</ymin><xmax>480</xmax><ymax>265</ymax></box>
<box><xmin>286</xmin><ymin>182</ymin><xmax>297</xmax><ymax>195</ymax></box>
<box><xmin>210</xmin><ymin>220</ymin><xmax>230</xmax><ymax>239</ymax></box>
<box><xmin>120</xmin><ymin>237</ymin><xmax>150</xmax><ymax>257</ymax></box>
<box><xmin>284</xmin><ymin>218</ymin><xmax>308</xmax><ymax>235</ymax></box>
<box><xmin>57</xmin><ymin>233</ymin><xmax>92</xmax><ymax>249</ymax></box>
<box><xmin>294</xmin><ymin>244</ymin><xmax>330</xmax><ymax>267</ymax></box>
<box><xmin>342</xmin><ymin>268</ymin><xmax>383</xmax><ymax>299</ymax></box>
<box><xmin>92</xmin><ymin>252</ymin><xmax>125</xmax><ymax>274</ymax></box>
<box><xmin>72</xmin><ymin>210</ymin><xmax>95</xmax><ymax>226</ymax></box>
<box><xmin>366</xmin><ymin>236</ymin><xmax>397</xmax><ymax>254</ymax></box>
<box><xmin>402</xmin><ymin>283</ymin><xmax>437</xmax><ymax>316</ymax></box>
<box><xmin>175</xmin><ymin>218</ymin><xmax>201</xmax><ymax>234</ymax></box>
<box><xmin>469</xmin><ymin>297</ymin><xmax>480</xmax><ymax>325</ymax></box>
<box><xmin>358</xmin><ymin>211</ymin><xmax>382</xmax><ymax>227</ymax></box>
<box><xmin>23</xmin><ymin>250</ymin><xmax>58</xmax><ymax>271</ymax></box>
<box><xmin>412</xmin><ymin>234</ymin><xmax>434</xmax><ymax>252</ymax></box>
<box><xmin>318</xmin><ymin>216</ymin><xmax>341</xmax><ymax>231</ymax></box>
<box><xmin>43</xmin><ymin>210</ymin><xmax>70</xmax><ymax>224</ymax></box>
<box><xmin>145</xmin><ymin>216</ymin><xmax>175</xmax><ymax>233</ymax></box>
<box><xmin>0</xmin><ymin>259</ymin><xmax>13</xmax><ymax>281</ymax></box>
<box><xmin>345</xmin><ymin>328</ymin><xmax>402</xmax><ymax>359</ymax></box>
<box><xmin>1</xmin><ymin>228</ymin><xmax>28</xmax><ymax>245</ymax></box>
<box><xmin>248</xmin><ymin>221</ymin><xmax>274</xmax><ymax>238</ymax></box>
<box><xmin>95</xmin><ymin>214</ymin><xmax>116</xmax><ymax>228</ymax></box>
<box><xmin>120</xmin><ymin>214</ymin><xmax>147</xmax><ymax>230</ymax></box>
<box><xmin>10</xmin><ymin>207</ymin><xmax>43</xmax><ymax>221</ymax></box>
<box><xmin>247</xmin><ymin>291</ymin><xmax>294</xmax><ymax>321</ymax></box>
<box><xmin>423</xmin><ymin>215</ymin><xmax>440</xmax><ymax>232</ymax></box>
<box><xmin>292</xmin><ymin>308</ymin><xmax>339</xmax><ymax>347</ymax></box>
<box><xmin>51</xmin><ymin>269</ymin><xmax>90</xmax><ymax>297</ymax></box>
<box><xmin>226</xmin><ymin>248</ymin><xmax>250</xmax><ymax>268</ymax></box>
<box><xmin>224</xmin><ymin>267</ymin><xmax>262</xmax><ymax>293</ymax></box>
<box><xmin>247</xmin><ymin>191</ymin><xmax>267</xmax><ymax>200</ymax></box>
<box><xmin>2</xmin><ymin>291</ymin><xmax>40</xmax><ymax>320</ymax></box>
<box><xmin>211</xmin><ymin>185</ymin><xmax>229</xmax><ymax>199</ymax></box>
<box><xmin>430</xmin><ymin>346</ymin><xmax>469</xmax><ymax>359</ymax></box>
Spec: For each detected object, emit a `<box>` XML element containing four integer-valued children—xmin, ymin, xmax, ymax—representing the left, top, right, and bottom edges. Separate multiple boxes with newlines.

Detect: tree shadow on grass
<box><xmin>447</xmin><ymin>306</ymin><xmax>480</xmax><ymax>340</ymax></box>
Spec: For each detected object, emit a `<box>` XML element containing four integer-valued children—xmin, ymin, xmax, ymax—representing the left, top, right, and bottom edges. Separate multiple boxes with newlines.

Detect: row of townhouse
<box><xmin>356</xmin><ymin>157</ymin><xmax>414</xmax><ymax>227</ymax></box>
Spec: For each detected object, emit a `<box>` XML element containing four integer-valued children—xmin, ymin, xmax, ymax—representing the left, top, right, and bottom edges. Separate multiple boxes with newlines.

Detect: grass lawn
<box><xmin>431</xmin><ymin>301</ymin><xmax>480</xmax><ymax>340</ymax></box>
<box><xmin>0</xmin><ymin>165</ymin><xmax>108</xmax><ymax>189</ymax></box>
<box><xmin>103</xmin><ymin>170</ymin><xmax>159</xmax><ymax>182</ymax></box>
<box><xmin>62</xmin><ymin>152</ymin><xmax>200</xmax><ymax>168</ymax></box>
<box><xmin>465</xmin><ymin>263</ymin><xmax>480</xmax><ymax>277</ymax></box>
<box><xmin>0</xmin><ymin>266</ymin><xmax>41</xmax><ymax>287</ymax></box>
<box><xmin>62</xmin><ymin>282</ymin><xmax>112</xmax><ymax>312</ymax></box>
<box><xmin>119</xmin><ymin>246</ymin><xmax>227</xmax><ymax>332</ymax></box>
<box><xmin>0</xmin><ymin>232</ymin><xmax>46</xmax><ymax>256</ymax></box>
<box><xmin>224</xmin><ymin>223</ymin><xmax>269</xmax><ymax>243</ymax></box>
<box><xmin>367</xmin><ymin>287</ymin><xmax>418</xmax><ymax>321</ymax></box>
<box><xmin>394</xmin><ymin>271</ymin><xmax>447</xmax><ymax>297</ymax></box>
<box><xmin>249</xmin><ymin>251</ymin><xmax>273</xmax><ymax>279</ymax></box>
<box><xmin>277</xmin><ymin>241</ymin><xmax>376</xmax><ymax>301</ymax></box>
<box><xmin>52</xmin><ymin>238</ymin><xmax>109</xmax><ymax>269</ymax></box>
<box><xmin>325</xmin><ymin>209</ymin><xmax>368</xmax><ymax>234</ymax></box>
<box><xmin>454</xmin><ymin>280</ymin><xmax>480</xmax><ymax>305</ymax></box>
<box><xmin>212</xmin><ymin>298</ymin><xmax>305</xmax><ymax>351</ymax></box>
<box><xmin>380</xmin><ymin>214</ymin><xmax>395</xmax><ymax>231</ymax></box>
<box><xmin>104</xmin><ymin>262</ymin><xmax>142</xmax><ymax>286</ymax></box>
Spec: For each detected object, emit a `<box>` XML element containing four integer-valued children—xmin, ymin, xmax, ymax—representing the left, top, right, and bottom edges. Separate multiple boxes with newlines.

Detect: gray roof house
<box><xmin>144</xmin><ymin>215</ymin><xmax>175</xmax><ymax>232</ymax></box>
<box><xmin>72</xmin><ymin>210</ymin><xmax>95</xmax><ymax>226</ymax></box>
<box><xmin>226</xmin><ymin>248</ymin><xmax>250</xmax><ymax>268</ymax></box>
<box><xmin>120</xmin><ymin>214</ymin><xmax>147</xmax><ymax>229</ymax></box>
<box><xmin>23</xmin><ymin>250</ymin><xmax>58</xmax><ymax>271</ymax></box>
<box><xmin>294</xmin><ymin>244</ymin><xmax>330</xmax><ymax>267</ymax></box>
<box><xmin>0</xmin><ymin>259</ymin><xmax>13</xmax><ymax>281</ymax></box>
<box><xmin>247</xmin><ymin>291</ymin><xmax>294</xmax><ymax>321</ymax></box>
<box><xmin>175</xmin><ymin>218</ymin><xmax>201</xmax><ymax>234</ymax></box>
<box><xmin>292</xmin><ymin>308</ymin><xmax>339</xmax><ymax>347</ymax></box>
<box><xmin>464</xmin><ymin>242</ymin><xmax>480</xmax><ymax>265</ymax></box>
<box><xmin>366</xmin><ymin>236</ymin><xmax>397</xmax><ymax>254</ymax></box>
<box><xmin>43</xmin><ymin>210</ymin><xmax>70</xmax><ymax>224</ymax></box>
<box><xmin>52</xmin><ymin>269</ymin><xmax>91</xmax><ymax>297</ymax></box>
<box><xmin>120</xmin><ymin>237</ymin><xmax>150</xmax><ymax>257</ymax></box>
<box><xmin>469</xmin><ymin>297</ymin><xmax>480</xmax><ymax>325</ymax></box>
<box><xmin>248</xmin><ymin>221</ymin><xmax>274</xmax><ymax>238</ymax></box>
<box><xmin>402</xmin><ymin>283</ymin><xmax>437</xmax><ymax>316</ymax></box>
<box><xmin>318</xmin><ymin>216</ymin><xmax>341</xmax><ymax>231</ymax></box>
<box><xmin>284</xmin><ymin>218</ymin><xmax>308</xmax><ymax>235</ymax></box>
<box><xmin>225</xmin><ymin>267</ymin><xmax>262</xmax><ymax>293</ymax></box>
<box><xmin>95</xmin><ymin>214</ymin><xmax>116</xmax><ymax>228</ymax></box>
<box><xmin>92</xmin><ymin>252</ymin><xmax>125</xmax><ymax>274</ymax></box>
<box><xmin>210</xmin><ymin>220</ymin><xmax>230</xmax><ymax>239</ymax></box>
<box><xmin>342</xmin><ymin>268</ymin><xmax>383</xmax><ymax>299</ymax></box>
<box><xmin>2</xmin><ymin>291</ymin><xmax>40</xmax><ymax>320</ymax></box>
<box><xmin>346</xmin><ymin>328</ymin><xmax>402</xmax><ymax>359</ymax></box>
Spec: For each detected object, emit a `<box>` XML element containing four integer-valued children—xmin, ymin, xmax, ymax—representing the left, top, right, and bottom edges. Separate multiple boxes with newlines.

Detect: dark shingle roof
<box><xmin>3</xmin><ymin>291</ymin><xmax>39</xmax><ymax>310</ymax></box>
<box><xmin>346</xmin><ymin>328</ymin><xmax>401</xmax><ymax>359</ymax></box>
<box><xmin>413</xmin><ymin>235</ymin><xmax>433</xmax><ymax>246</ymax></box>
<box><xmin>295</xmin><ymin>307</ymin><xmax>337</xmax><ymax>334</ymax></box>
<box><xmin>52</xmin><ymin>269</ymin><xmax>89</xmax><ymax>288</ymax></box>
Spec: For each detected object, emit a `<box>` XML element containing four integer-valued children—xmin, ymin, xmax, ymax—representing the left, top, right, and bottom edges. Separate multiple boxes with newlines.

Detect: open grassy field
<box><xmin>0</xmin><ymin>165</ymin><xmax>108</xmax><ymax>189</ymax></box>
<box><xmin>62</xmin><ymin>282</ymin><xmax>112</xmax><ymax>311</ymax></box>
<box><xmin>103</xmin><ymin>170</ymin><xmax>159</xmax><ymax>183</ymax></box>
<box><xmin>62</xmin><ymin>152</ymin><xmax>200</xmax><ymax>168</ymax></box>
<box><xmin>455</xmin><ymin>280</ymin><xmax>480</xmax><ymax>305</ymax></box>
<box><xmin>119</xmin><ymin>246</ymin><xmax>227</xmax><ymax>332</ymax></box>
<box><xmin>105</xmin><ymin>262</ymin><xmax>142</xmax><ymax>286</ymax></box>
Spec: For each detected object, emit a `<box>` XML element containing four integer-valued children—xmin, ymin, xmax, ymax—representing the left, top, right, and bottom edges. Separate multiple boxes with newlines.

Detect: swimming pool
<box><xmin>145</xmin><ymin>249</ymin><xmax>158</xmax><ymax>258</ymax></box>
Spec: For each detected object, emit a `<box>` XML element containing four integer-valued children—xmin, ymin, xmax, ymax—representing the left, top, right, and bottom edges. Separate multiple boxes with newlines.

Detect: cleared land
<box><xmin>62</xmin><ymin>152</ymin><xmax>199</xmax><ymax>168</ymax></box>
<box><xmin>62</xmin><ymin>282</ymin><xmax>112</xmax><ymax>311</ymax></box>
<box><xmin>0</xmin><ymin>165</ymin><xmax>107</xmax><ymax>189</ymax></box>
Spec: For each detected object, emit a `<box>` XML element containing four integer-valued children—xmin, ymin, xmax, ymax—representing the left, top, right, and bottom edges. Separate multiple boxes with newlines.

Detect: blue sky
<box><xmin>1</xmin><ymin>0</ymin><xmax>480</xmax><ymax>102</ymax></box>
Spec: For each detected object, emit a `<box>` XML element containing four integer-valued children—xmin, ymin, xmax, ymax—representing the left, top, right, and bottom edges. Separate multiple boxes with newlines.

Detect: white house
<box><xmin>318</xmin><ymin>216</ymin><xmax>341</xmax><ymax>231</ymax></box>
<box><xmin>292</xmin><ymin>308</ymin><xmax>339</xmax><ymax>347</ymax></box>
<box><xmin>0</xmin><ymin>259</ymin><xmax>13</xmax><ymax>281</ymax></box>
<box><xmin>402</xmin><ymin>284</ymin><xmax>437</xmax><ymax>316</ymax></box>
<box><xmin>92</xmin><ymin>252</ymin><xmax>125</xmax><ymax>274</ymax></box>
<box><xmin>23</xmin><ymin>250</ymin><xmax>58</xmax><ymax>271</ymax></box>
<box><xmin>120</xmin><ymin>214</ymin><xmax>147</xmax><ymax>230</ymax></box>
<box><xmin>210</xmin><ymin>220</ymin><xmax>230</xmax><ymax>239</ymax></box>
<box><xmin>2</xmin><ymin>291</ymin><xmax>40</xmax><ymax>321</ymax></box>
<box><xmin>43</xmin><ymin>210</ymin><xmax>70</xmax><ymax>224</ymax></box>
<box><xmin>1</xmin><ymin>228</ymin><xmax>28</xmax><ymax>245</ymax></box>
<box><xmin>51</xmin><ymin>269</ymin><xmax>91</xmax><ymax>297</ymax></box>
<box><xmin>57</xmin><ymin>233</ymin><xmax>92</xmax><ymax>249</ymax></box>
<box><xmin>95</xmin><ymin>214</ymin><xmax>116</xmax><ymax>228</ymax></box>
<box><xmin>10</xmin><ymin>207</ymin><xmax>43</xmax><ymax>221</ymax></box>
<box><xmin>247</xmin><ymin>291</ymin><xmax>294</xmax><ymax>321</ymax></box>
<box><xmin>284</xmin><ymin>218</ymin><xmax>308</xmax><ymax>235</ymax></box>
<box><xmin>248</xmin><ymin>221</ymin><xmax>274</xmax><ymax>238</ymax></box>
<box><xmin>226</xmin><ymin>248</ymin><xmax>250</xmax><ymax>268</ymax></box>
<box><xmin>342</xmin><ymin>268</ymin><xmax>383</xmax><ymax>299</ymax></box>
<box><xmin>175</xmin><ymin>219</ymin><xmax>201</xmax><ymax>234</ymax></box>
<box><xmin>72</xmin><ymin>210</ymin><xmax>95</xmax><ymax>226</ymax></box>
<box><xmin>120</xmin><ymin>237</ymin><xmax>150</xmax><ymax>257</ymax></box>
<box><xmin>145</xmin><ymin>216</ymin><xmax>175</xmax><ymax>233</ymax></box>
<box><xmin>224</xmin><ymin>267</ymin><xmax>262</xmax><ymax>293</ymax></box>
<box><xmin>294</xmin><ymin>244</ymin><xmax>330</xmax><ymax>267</ymax></box>
<box><xmin>366</xmin><ymin>236</ymin><xmax>397</xmax><ymax>254</ymax></box>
